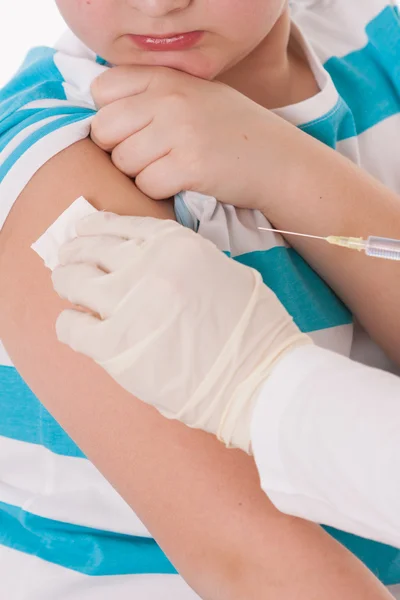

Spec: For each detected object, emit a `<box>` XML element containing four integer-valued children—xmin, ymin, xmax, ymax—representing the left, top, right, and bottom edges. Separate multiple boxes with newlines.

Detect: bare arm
<box><xmin>261</xmin><ymin>135</ymin><xmax>400</xmax><ymax>363</ymax></box>
<box><xmin>0</xmin><ymin>138</ymin><xmax>392</xmax><ymax>600</ymax></box>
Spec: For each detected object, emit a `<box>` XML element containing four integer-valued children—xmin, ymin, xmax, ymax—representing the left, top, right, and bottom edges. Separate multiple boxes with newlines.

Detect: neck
<box><xmin>218</xmin><ymin>9</ymin><xmax>318</xmax><ymax>110</ymax></box>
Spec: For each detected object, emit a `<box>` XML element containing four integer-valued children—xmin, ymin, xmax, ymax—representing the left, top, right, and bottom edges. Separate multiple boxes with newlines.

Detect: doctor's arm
<box><xmin>52</xmin><ymin>213</ymin><xmax>400</xmax><ymax>553</ymax></box>
<box><xmin>252</xmin><ymin>343</ymin><xmax>400</xmax><ymax>550</ymax></box>
<box><xmin>0</xmin><ymin>138</ymin><xmax>392</xmax><ymax>600</ymax></box>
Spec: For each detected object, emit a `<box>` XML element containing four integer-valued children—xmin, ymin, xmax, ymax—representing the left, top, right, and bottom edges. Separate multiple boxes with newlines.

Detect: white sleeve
<box><xmin>251</xmin><ymin>344</ymin><xmax>400</xmax><ymax>549</ymax></box>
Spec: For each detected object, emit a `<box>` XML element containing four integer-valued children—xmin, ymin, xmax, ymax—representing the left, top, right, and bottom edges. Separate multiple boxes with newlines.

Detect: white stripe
<box><xmin>0</xmin><ymin>115</ymin><xmax>61</xmax><ymax>163</ymax></box>
<box><xmin>309</xmin><ymin>323</ymin><xmax>353</xmax><ymax>357</ymax></box>
<box><xmin>54</xmin><ymin>29</ymin><xmax>99</xmax><ymax>61</ymax></box>
<box><xmin>0</xmin><ymin>545</ymin><xmax>397</xmax><ymax>600</ymax></box>
<box><xmin>337</xmin><ymin>113</ymin><xmax>400</xmax><ymax>196</ymax></box>
<box><xmin>18</xmin><ymin>98</ymin><xmax>93</xmax><ymax>111</ymax></box>
<box><xmin>183</xmin><ymin>192</ymin><xmax>288</xmax><ymax>254</ymax></box>
<box><xmin>351</xmin><ymin>320</ymin><xmax>400</xmax><ymax>376</ymax></box>
<box><xmin>391</xmin><ymin>585</ymin><xmax>400</xmax><ymax>599</ymax></box>
<box><xmin>0</xmin><ymin>340</ymin><xmax>13</xmax><ymax>367</ymax></box>
<box><xmin>0</xmin><ymin>546</ymin><xmax>200</xmax><ymax>600</ymax></box>
<box><xmin>0</xmin><ymin>116</ymin><xmax>93</xmax><ymax>231</ymax></box>
<box><xmin>334</xmin><ymin>136</ymin><xmax>361</xmax><ymax>166</ymax></box>
<box><xmin>54</xmin><ymin>50</ymin><xmax>105</xmax><ymax>107</ymax></box>
<box><xmin>0</xmin><ymin>436</ymin><xmax>150</xmax><ymax>537</ymax></box>
<box><xmin>293</xmin><ymin>0</ymin><xmax>391</xmax><ymax>61</ymax></box>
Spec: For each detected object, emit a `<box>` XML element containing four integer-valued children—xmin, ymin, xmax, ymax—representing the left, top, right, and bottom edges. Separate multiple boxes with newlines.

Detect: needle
<box><xmin>257</xmin><ymin>227</ymin><xmax>327</xmax><ymax>241</ymax></box>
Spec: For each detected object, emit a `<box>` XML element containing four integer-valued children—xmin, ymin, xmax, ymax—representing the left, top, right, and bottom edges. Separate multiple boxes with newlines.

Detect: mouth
<box><xmin>127</xmin><ymin>31</ymin><xmax>204</xmax><ymax>52</ymax></box>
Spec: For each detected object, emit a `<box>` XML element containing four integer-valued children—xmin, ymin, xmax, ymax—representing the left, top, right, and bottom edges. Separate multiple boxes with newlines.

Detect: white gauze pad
<box><xmin>31</xmin><ymin>196</ymin><xmax>97</xmax><ymax>271</ymax></box>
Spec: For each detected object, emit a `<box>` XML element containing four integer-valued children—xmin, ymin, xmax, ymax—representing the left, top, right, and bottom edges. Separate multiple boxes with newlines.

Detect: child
<box><xmin>1</xmin><ymin>0</ymin><xmax>400</xmax><ymax>598</ymax></box>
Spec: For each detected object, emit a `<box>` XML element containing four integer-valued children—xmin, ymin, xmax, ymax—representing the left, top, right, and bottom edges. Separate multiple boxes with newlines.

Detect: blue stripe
<box><xmin>0</xmin><ymin>106</ymin><xmax>94</xmax><ymax>154</ymax></box>
<box><xmin>0</xmin><ymin>82</ymin><xmax>68</xmax><ymax>121</ymax></box>
<box><xmin>323</xmin><ymin>526</ymin><xmax>400</xmax><ymax>586</ymax></box>
<box><xmin>0</xmin><ymin>500</ymin><xmax>176</xmax><ymax>576</ymax></box>
<box><xmin>2</xmin><ymin>370</ymin><xmax>399</xmax><ymax>583</ymax></box>
<box><xmin>96</xmin><ymin>55</ymin><xmax>111</xmax><ymax>67</ymax></box>
<box><xmin>299</xmin><ymin>97</ymin><xmax>357</xmax><ymax>148</ymax></box>
<box><xmin>0</xmin><ymin>112</ymin><xmax>93</xmax><ymax>184</ymax></box>
<box><xmin>14</xmin><ymin>47</ymin><xmax>59</xmax><ymax>75</ymax></box>
<box><xmin>0</xmin><ymin>48</ymin><xmax>66</xmax><ymax>118</ymax></box>
<box><xmin>0</xmin><ymin>365</ymin><xmax>84</xmax><ymax>458</ymax></box>
<box><xmin>96</xmin><ymin>55</ymin><xmax>107</xmax><ymax>66</ymax></box>
<box><xmin>0</xmin><ymin>16</ymin><xmax>398</xmax><ymax>582</ymax></box>
<box><xmin>322</xmin><ymin>5</ymin><xmax>400</xmax><ymax>140</ymax></box>
<box><xmin>235</xmin><ymin>247</ymin><xmax>352</xmax><ymax>333</ymax></box>
<box><xmin>0</xmin><ymin>494</ymin><xmax>398</xmax><ymax>582</ymax></box>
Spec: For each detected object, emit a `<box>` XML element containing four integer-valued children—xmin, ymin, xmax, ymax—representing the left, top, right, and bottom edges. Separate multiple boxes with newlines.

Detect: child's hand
<box><xmin>90</xmin><ymin>66</ymin><xmax>305</xmax><ymax>209</ymax></box>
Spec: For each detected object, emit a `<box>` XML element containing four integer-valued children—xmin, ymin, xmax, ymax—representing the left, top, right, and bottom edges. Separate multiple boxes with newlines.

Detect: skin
<box><xmin>0</xmin><ymin>139</ymin><xmax>393</xmax><ymax>600</ymax></box>
<box><xmin>55</xmin><ymin>0</ymin><xmax>318</xmax><ymax>107</ymax></box>
<box><xmin>54</xmin><ymin>0</ymin><xmax>400</xmax><ymax>365</ymax></box>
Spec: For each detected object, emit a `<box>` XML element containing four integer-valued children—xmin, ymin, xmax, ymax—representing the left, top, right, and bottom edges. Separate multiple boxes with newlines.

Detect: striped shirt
<box><xmin>1</xmin><ymin>1</ymin><xmax>400</xmax><ymax>597</ymax></box>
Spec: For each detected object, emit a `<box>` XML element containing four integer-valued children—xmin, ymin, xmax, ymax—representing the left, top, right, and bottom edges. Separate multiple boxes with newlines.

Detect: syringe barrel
<box><xmin>366</xmin><ymin>236</ymin><xmax>400</xmax><ymax>261</ymax></box>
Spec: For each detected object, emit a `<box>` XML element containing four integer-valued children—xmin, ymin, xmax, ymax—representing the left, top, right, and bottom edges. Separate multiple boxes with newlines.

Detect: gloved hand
<box><xmin>52</xmin><ymin>213</ymin><xmax>312</xmax><ymax>453</ymax></box>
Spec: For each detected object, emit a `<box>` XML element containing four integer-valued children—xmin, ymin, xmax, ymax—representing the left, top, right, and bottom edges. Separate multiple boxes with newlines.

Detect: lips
<box><xmin>128</xmin><ymin>31</ymin><xmax>204</xmax><ymax>51</ymax></box>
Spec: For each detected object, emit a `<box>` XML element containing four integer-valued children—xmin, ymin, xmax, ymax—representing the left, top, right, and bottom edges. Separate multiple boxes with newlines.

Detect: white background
<box><xmin>0</xmin><ymin>1</ymin><xmax>66</xmax><ymax>86</ymax></box>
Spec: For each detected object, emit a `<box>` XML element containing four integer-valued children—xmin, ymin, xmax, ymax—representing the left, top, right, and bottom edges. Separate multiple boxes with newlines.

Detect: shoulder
<box><xmin>0</xmin><ymin>31</ymin><xmax>107</xmax><ymax>230</ymax></box>
<box><xmin>0</xmin><ymin>30</ymin><xmax>107</xmax><ymax>121</ymax></box>
<box><xmin>0</xmin><ymin>46</ymin><xmax>63</xmax><ymax>117</ymax></box>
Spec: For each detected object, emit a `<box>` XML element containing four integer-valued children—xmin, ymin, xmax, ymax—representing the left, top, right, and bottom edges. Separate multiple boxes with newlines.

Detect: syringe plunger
<box><xmin>326</xmin><ymin>235</ymin><xmax>400</xmax><ymax>260</ymax></box>
<box><xmin>365</xmin><ymin>236</ymin><xmax>400</xmax><ymax>260</ymax></box>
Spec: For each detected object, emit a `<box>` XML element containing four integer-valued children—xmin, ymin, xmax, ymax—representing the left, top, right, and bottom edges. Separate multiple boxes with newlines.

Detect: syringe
<box><xmin>258</xmin><ymin>227</ymin><xmax>400</xmax><ymax>261</ymax></box>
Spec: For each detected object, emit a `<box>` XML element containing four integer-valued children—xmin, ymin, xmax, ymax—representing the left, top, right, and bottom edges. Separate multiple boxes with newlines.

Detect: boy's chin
<box><xmin>114</xmin><ymin>52</ymin><xmax>220</xmax><ymax>80</ymax></box>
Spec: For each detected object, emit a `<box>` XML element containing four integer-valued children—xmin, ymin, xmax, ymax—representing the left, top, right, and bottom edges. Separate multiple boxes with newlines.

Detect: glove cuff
<box><xmin>217</xmin><ymin>333</ymin><xmax>312</xmax><ymax>454</ymax></box>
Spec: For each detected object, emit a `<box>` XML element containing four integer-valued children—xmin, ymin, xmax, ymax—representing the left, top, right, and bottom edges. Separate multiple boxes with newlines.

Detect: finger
<box><xmin>135</xmin><ymin>152</ymin><xmax>186</xmax><ymax>200</ymax></box>
<box><xmin>55</xmin><ymin>309</ymin><xmax>105</xmax><ymax>360</ymax></box>
<box><xmin>75</xmin><ymin>212</ymin><xmax>181</xmax><ymax>242</ymax></box>
<box><xmin>111</xmin><ymin>125</ymin><xmax>171</xmax><ymax>178</ymax></box>
<box><xmin>52</xmin><ymin>263</ymin><xmax>116</xmax><ymax>318</ymax></box>
<box><xmin>91</xmin><ymin>65</ymin><xmax>166</xmax><ymax>108</ymax></box>
<box><xmin>90</xmin><ymin>96</ymin><xmax>154</xmax><ymax>152</ymax></box>
<box><xmin>58</xmin><ymin>235</ymin><xmax>143</xmax><ymax>273</ymax></box>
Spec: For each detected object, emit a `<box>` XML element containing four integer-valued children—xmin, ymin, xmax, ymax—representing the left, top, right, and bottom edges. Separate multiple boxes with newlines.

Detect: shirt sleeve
<box><xmin>251</xmin><ymin>344</ymin><xmax>400</xmax><ymax>549</ymax></box>
<box><xmin>0</xmin><ymin>42</ymin><xmax>106</xmax><ymax>230</ymax></box>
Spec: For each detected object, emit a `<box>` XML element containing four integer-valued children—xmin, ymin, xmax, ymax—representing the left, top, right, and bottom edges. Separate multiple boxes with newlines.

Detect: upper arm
<box><xmin>0</xmin><ymin>44</ymin><xmax>388</xmax><ymax>598</ymax></box>
<box><xmin>0</xmin><ymin>139</ymin><xmax>386</xmax><ymax>600</ymax></box>
<box><xmin>0</xmin><ymin>138</ymin><xmax>281</xmax><ymax>590</ymax></box>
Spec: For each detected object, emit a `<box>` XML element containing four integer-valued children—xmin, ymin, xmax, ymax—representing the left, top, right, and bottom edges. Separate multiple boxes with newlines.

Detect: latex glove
<box><xmin>52</xmin><ymin>213</ymin><xmax>311</xmax><ymax>453</ymax></box>
<box><xmin>90</xmin><ymin>65</ymin><xmax>306</xmax><ymax>210</ymax></box>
